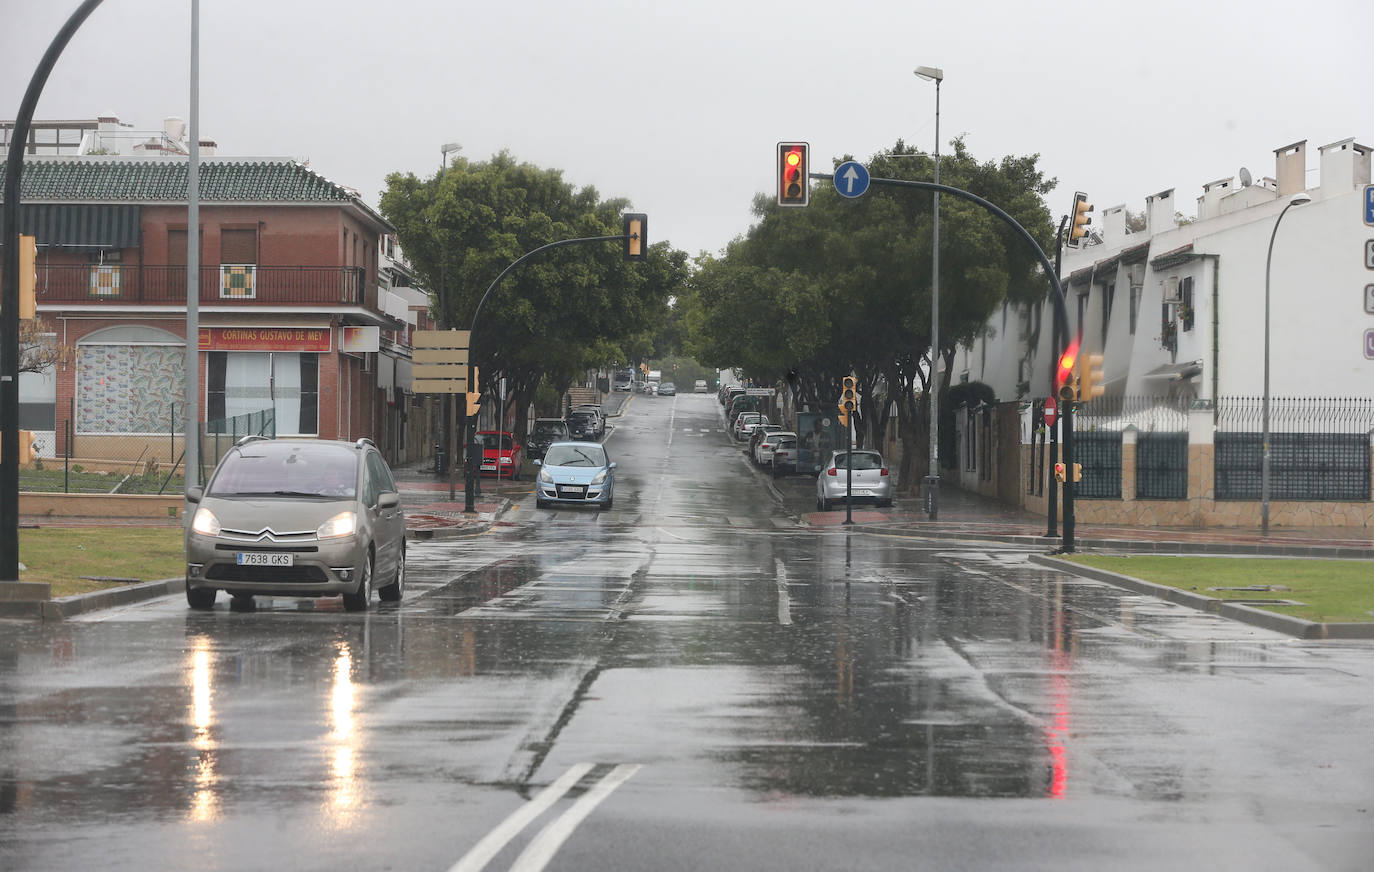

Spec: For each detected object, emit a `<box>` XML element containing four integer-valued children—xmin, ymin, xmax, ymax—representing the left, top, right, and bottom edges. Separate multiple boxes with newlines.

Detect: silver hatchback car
<box><xmin>815</xmin><ymin>449</ymin><xmax>893</xmax><ymax>510</ymax></box>
<box><xmin>184</xmin><ymin>437</ymin><xmax>406</xmax><ymax>611</ymax></box>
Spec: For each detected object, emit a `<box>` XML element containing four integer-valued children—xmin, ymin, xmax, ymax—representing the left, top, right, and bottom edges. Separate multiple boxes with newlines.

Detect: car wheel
<box><xmin>536</xmin><ymin>497</ymin><xmax>548</xmax><ymax>509</ymax></box>
<box><xmin>186</xmin><ymin>583</ymin><xmax>216</xmax><ymax>610</ymax></box>
<box><xmin>771</xmin><ymin>462</ymin><xmax>780</xmax><ymax>478</ymax></box>
<box><xmin>879</xmin><ymin>498</ymin><xmax>892</xmax><ymax>508</ymax></box>
<box><xmin>603</xmin><ymin>497</ymin><xmax>613</xmax><ymax>510</ymax></box>
<box><xmin>342</xmin><ymin>550</ymin><xmax>373</xmax><ymax>612</ymax></box>
<box><xmin>816</xmin><ymin>496</ymin><xmax>825</xmax><ymax>512</ymax></box>
<box><xmin>379</xmin><ymin>545</ymin><xmax>405</xmax><ymax>602</ymax></box>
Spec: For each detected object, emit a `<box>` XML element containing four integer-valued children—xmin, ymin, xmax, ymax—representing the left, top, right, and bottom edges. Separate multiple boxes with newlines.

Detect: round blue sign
<box><xmin>833</xmin><ymin>161</ymin><xmax>870</xmax><ymax>199</ymax></box>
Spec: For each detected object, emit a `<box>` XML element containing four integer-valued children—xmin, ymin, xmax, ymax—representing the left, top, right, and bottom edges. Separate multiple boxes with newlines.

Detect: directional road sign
<box><xmin>833</xmin><ymin>160</ymin><xmax>870</xmax><ymax>199</ymax></box>
<box><xmin>412</xmin><ymin>329</ymin><xmax>471</xmax><ymax>393</ymax></box>
<box><xmin>1365</xmin><ymin>184</ymin><xmax>1374</xmax><ymax>226</ymax></box>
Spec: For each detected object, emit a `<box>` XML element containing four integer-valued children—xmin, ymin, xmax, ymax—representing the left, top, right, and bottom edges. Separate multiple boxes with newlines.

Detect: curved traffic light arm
<box><xmin>808</xmin><ymin>173</ymin><xmax>1072</xmax><ymax>394</ymax></box>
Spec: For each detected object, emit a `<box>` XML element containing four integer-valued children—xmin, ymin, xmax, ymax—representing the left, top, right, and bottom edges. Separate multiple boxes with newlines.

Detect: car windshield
<box><xmin>834</xmin><ymin>451</ymin><xmax>883</xmax><ymax>471</ymax></box>
<box><xmin>543</xmin><ymin>444</ymin><xmax>607</xmax><ymax>467</ymax></box>
<box><xmin>533</xmin><ymin>423</ymin><xmax>566</xmax><ymax>436</ymax></box>
<box><xmin>569</xmin><ymin>413</ymin><xmax>593</xmax><ymax>424</ymax></box>
<box><xmin>480</xmin><ymin>433</ymin><xmax>512</xmax><ymax>450</ymax></box>
<box><xmin>208</xmin><ymin>443</ymin><xmax>357</xmax><ymax>499</ymax></box>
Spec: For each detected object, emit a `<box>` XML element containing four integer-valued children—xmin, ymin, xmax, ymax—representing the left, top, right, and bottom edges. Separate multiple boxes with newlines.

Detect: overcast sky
<box><xmin>5</xmin><ymin>0</ymin><xmax>1372</xmax><ymax>259</ymax></box>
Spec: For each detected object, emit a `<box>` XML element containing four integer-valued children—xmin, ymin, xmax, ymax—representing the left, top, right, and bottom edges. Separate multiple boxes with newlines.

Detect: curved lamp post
<box><xmin>914</xmin><ymin>64</ymin><xmax>943</xmax><ymax>520</ymax></box>
<box><xmin>1261</xmin><ymin>190</ymin><xmax>1311</xmax><ymax>535</ymax></box>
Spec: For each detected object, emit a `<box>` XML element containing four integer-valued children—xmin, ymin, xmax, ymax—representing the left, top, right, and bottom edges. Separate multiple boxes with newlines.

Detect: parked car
<box><xmin>727</xmin><ymin>394</ymin><xmax>762</xmax><ymax>426</ymax></box>
<box><xmin>534</xmin><ymin>441</ymin><xmax>616</xmax><ymax>509</ymax></box>
<box><xmin>732</xmin><ymin>412</ymin><xmax>767</xmax><ymax>441</ymax></box>
<box><xmin>574</xmin><ymin>404</ymin><xmax>607</xmax><ymax>437</ymax></box>
<box><xmin>477</xmin><ymin>430</ymin><xmax>522</xmax><ymax>479</ymax></box>
<box><xmin>184</xmin><ymin>436</ymin><xmax>406</xmax><ymax>612</ymax></box>
<box><xmin>527</xmin><ymin>418</ymin><xmax>570</xmax><ymax>460</ymax></box>
<box><xmin>658</xmin><ymin>382</ymin><xmax>677</xmax><ymax>396</ymax></box>
<box><xmin>751</xmin><ymin>425</ymin><xmax>785</xmax><ymax>465</ymax></box>
<box><xmin>567</xmin><ymin>410</ymin><xmax>600</xmax><ymax>440</ymax></box>
<box><xmin>749</xmin><ymin>424</ymin><xmax>784</xmax><ymax>464</ymax></box>
<box><xmin>694</xmin><ymin>379</ymin><xmax>709</xmax><ymax>393</ymax></box>
<box><xmin>815</xmin><ymin>449</ymin><xmax>893</xmax><ymax>511</ymax></box>
<box><xmin>766</xmin><ymin>432</ymin><xmax>799</xmax><ymax>477</ymax></box>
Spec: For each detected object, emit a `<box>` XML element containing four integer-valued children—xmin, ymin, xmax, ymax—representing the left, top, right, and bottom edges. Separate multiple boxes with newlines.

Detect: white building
<box><xmin>957</xmin><ymin>137</ymin><xmax>1373</xmax><ymax>404</ymax></box>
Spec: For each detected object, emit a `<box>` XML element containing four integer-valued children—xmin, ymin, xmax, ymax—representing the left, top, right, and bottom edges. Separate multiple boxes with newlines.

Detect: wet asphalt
<box><xmin>1</xmin><ymin>391</ymin><xmax>1372</xmax><ymax>871</ymax></box>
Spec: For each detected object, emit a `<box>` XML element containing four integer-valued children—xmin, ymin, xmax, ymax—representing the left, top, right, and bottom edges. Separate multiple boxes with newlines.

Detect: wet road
<box><xmin>3</xmin><ymin>392</ymin><xmax>1373</xmax><ymax>870</ymax></box>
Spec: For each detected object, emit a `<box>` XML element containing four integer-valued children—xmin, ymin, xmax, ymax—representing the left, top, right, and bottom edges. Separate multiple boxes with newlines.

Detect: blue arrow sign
<box><xmin>834</xmin><ymin>161</ymin><xmax>870</xmax><ymax>199</ymax></box>
<box><xmin>1365</xmin><ymin>184</ymin><xmax>1374</xmax><ymax>226</ymax></box>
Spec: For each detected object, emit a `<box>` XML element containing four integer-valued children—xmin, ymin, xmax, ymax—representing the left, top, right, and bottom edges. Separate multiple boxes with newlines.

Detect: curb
<box><xmin>1028</xmin><ymin>553</ymin><xmax>1374</xmax><ymax>640</ymax></box>
<box><xmin>0</xmin><ymin>578</ymin><xmax>183</xmax><ymax>622</ymax></box>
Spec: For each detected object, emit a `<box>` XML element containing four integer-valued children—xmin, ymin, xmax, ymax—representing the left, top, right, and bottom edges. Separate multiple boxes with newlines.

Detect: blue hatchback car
<box><xmin>534</xmin><ymin>442</ymin><xmax>616</xmax><ymax>509</ymax></box>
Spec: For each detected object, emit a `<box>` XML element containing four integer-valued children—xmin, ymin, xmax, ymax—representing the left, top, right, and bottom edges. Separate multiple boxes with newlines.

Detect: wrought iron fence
<box><xmin>1214</xmin><ymin>397</ymin><xmax>1374</xmax><ymax>501</ymax></box>
<box><xmin>1074</xmin><ymin>431</ymin><xmax>1122</xmax><ymax>499</ymax></box>
<box><xmin>1137</xmin><ymin>433</ymin><xmax>1188</xmax><ymax>499</ymax></box>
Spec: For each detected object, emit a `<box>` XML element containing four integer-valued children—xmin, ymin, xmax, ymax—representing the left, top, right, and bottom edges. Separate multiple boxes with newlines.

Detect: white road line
<box><xmin>776</xmin><ymin>558</ymin><xmax>792</xmax><ymax>626</ymax></box>
<box><xmin>508</xmin><ymin>764</ymin><xmax>642</xmax><ymax>872</ymax></box>
<box><xmin>447</xmin><ymin>763</ymin><xmax>594</xmax><ymax>872</ymax></box>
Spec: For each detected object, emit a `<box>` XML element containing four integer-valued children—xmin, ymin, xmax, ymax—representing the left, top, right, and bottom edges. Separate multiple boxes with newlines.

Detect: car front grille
<box><xmin>206</xmin><ymin>564</ymin><xmax>331</xmax><ymax>583</ymax></box>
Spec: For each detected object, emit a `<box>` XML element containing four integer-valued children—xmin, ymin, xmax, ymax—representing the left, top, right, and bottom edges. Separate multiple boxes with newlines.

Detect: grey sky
<box><xmin>5</xmin><ymin>0</ymin><xmax>1372</xmax><ymax>260</ymax></box>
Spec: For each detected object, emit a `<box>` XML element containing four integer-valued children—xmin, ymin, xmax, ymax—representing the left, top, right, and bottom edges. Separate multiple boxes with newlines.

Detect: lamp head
<box><xmin>913</xmin><ymin>65</ymin><xmax>943</xmax><ymax>83</ymax></box>
<box><xmin>1289</xmin><ymin>191</ymin><xmax>1312</xmax><ymax>206</ymax></box>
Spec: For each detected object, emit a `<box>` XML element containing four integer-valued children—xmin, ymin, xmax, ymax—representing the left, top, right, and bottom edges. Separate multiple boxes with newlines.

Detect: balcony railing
<box><xmin>34</xmin><ymin>264</ymin><xmax>372</xmax><ymax>308</ymax></box>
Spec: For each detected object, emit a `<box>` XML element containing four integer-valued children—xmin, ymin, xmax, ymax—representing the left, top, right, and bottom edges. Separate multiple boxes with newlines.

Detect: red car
<box><xmin>477</xmin><ymin>431</ymin><xmax>522</xmax><ymax>479</ymax></box>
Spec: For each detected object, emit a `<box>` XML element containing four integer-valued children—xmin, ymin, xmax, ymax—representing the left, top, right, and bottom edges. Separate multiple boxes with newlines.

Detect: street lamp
<box><xmin>914</xmin><ymin>64</ymin><xmax>943</xmax><ymax>520</ymax></box>
<box><xmin>1261</xmin><ymin>190</ymin><xmax>1311</xmax><ymax>535</ymax></box>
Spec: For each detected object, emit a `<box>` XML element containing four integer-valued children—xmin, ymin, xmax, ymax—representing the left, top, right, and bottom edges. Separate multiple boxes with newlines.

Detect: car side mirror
<box><xmin>608</xmin><ymin>462</ymin><xmax>617</xmax><ymax>469</ymax></box>
<box><xmin>379</xmin><ymin>492</ymin><xmax>400</xmax><ymax>509</ymax></box>
<box><xmin>533</xmin><ymin>459</ymin><xmax>542</xmax><ymax>467</ymax></box>
<box><xmin>186</xmin><ymin>486</ymin><xmax>204</xmax><ymax>503</ymax></box>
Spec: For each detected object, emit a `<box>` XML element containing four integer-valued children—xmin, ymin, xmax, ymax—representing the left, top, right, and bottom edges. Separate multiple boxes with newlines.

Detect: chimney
<box><xmin>1100</xmin><ymin>204</ymin><xmax>1127</xmax><ymax>243</ymax></box>
<box><xmin>1274</xmin><ymin>140</ymin><xmax>1306</xmax><ymax>197</ymax></box>
<box><xmin>1146</xmin><ymin>189</ymin><xmax>1176</xmax><ymax>235</ymax></box>
<box><xmin>163</xmin><ymin>117</ymin><xmax>186</xmax><ymax>142</ymax></box>
<box><xmin>198</xmin><ymin>139</ymin><xmax>217</xmax><ymax>156</ymax></box>
<box><xmin>1318</xmin><ymin>138</ymin><xmax>1371</xmax><ymax>199</ymax></box>
<box><xmin>1196</xmin><ymin>177</ymin><xmax>1234</xmax><ymax>221</ymax></box>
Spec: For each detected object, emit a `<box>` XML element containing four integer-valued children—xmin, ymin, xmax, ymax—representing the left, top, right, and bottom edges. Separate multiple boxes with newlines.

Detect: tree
<box><xmin>381</xmin><ymin>151</ymin><xmax>684</xmax><ymax>437</ymax></box>
<box><xmin>683</xmin><ymin>137</ymin><xmax>1055</xmax><ymax>492</ymax></box>
<box><xmin>19</xmin><ymin>316</ymin><xmax>70</xmax><ymax>374</ymax></box>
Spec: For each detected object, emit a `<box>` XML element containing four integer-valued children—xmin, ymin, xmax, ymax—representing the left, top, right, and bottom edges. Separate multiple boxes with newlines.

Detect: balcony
<box><xmin>34</xmin><ymin>264</ymin><xmax>374</xmax><ymax>309</ymax></box>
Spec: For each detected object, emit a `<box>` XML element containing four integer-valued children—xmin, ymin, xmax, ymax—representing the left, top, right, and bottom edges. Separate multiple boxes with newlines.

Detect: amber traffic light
<box><xmin>777</xmin><ymin>142</ymin><xmax>809</xmax><ymax>207</ymax></box>
<box><xmin>1069</xmin><ymin>192</ymin><xmax>1092</xmax><ymax>243</ymax></box>
<box><xmin>622</xmin><ymin>213</ymin><xmax>647</xmax><ymax>262</ymax></box>
<box><xmin>18</xmin><ymin>235</ymin><xmax>36</xmax><ymax>320</ymax></box>
<box><xmin>1055</xmin><ymin>339</ymin><xmax>1080</xmax><ymax>401</ymax></box>
<box><xmin>1080</xmin><ymin>353</ymin><xmax>1105</xmax><ymax>402</ymax></box>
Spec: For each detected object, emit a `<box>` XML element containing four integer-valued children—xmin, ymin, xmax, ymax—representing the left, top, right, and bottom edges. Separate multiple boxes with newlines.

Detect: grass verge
<box><xmin>1059</xmin><ymin>555</ymin><xmax>1374</xmax><ymax>624</ymax></box>
<box><xmin>19</xmin><ymin>528</ymin><xmax>184</xmax><ymax>598</ymax></box>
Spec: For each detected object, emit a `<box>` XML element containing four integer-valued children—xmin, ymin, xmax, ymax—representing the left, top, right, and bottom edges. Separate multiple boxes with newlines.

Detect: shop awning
<box><xmin>0</xmin><ymin>204</ymin><xmax>141</xmax><ymax>248</ymax></box>
<box><xmin>1142</xmin><ymin>360</ymin><xmax>1203</xmax><ymax>381</ymax></box>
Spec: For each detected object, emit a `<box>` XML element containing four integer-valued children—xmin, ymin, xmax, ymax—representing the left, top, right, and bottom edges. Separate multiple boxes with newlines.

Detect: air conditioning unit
<box><xmin>1161</xmin><ymin>276</ymin><xmax>1182</xmax><ymax>303</ymax></box>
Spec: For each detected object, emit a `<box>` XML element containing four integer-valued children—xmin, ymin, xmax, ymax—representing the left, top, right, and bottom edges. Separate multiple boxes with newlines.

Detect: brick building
<box><xmin>3</xmin><ymin>154</ymin><xmax>412</xmax><ymax>470</ymax></box>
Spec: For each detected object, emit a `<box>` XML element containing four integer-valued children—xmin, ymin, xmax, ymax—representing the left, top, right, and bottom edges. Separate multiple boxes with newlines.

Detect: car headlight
<box><xmin>191</xmin><ymin>507</ymin><xmax>220</xmax><ymax>536</ymax></box>
<box><xmin>317</xmin><ymin>511</ymin><xmax>357</xmax><ymax>540</ymax></box>
<box><xmin>539</xmin><ymin>469</ymin><xmax>554</xmax><ymax>483</ymax></box>
<box><xmin>591</xmin><ymin>469</ymin><xmax>609</xmax><ymax>485</ymax></box>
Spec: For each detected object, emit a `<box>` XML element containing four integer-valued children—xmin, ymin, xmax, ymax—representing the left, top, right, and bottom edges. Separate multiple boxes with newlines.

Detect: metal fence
<box><xmin>1071</xmin><ymin>396</ymin><xmax>1190</xmax><ymax>500</ymax></box>
<box><xmin>1215</xmin><ymin>397</ymin><xmax>1373</xmax><ymax>501</ymax></box>
<box><xmin>1074</xmin><ymin>432</ymin><xmax>1122</xmax><ymax>499</ymax></box>
<box><xmin>19</xmin><ymin>406</ymin><xmax>273</xmax><ymax>495</ymax></box>
<box><xmin>1137</xmin><ymin>433</ymin><xmax>1189</xmax><ymax>499</ymax></box>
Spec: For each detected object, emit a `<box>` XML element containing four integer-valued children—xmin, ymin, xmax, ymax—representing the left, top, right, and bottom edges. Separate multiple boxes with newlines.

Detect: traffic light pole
<box><xmin>461</xmin><ymin>233</ymin><xmax>632</xmax><ymax>514</ymax></box>
<box><xmin>1060</xmin><ymin>392</ymin><xmax>1075</xmax><ymax>553</ymax></box>
<box><xmin>1046</xmin><ymin>214</ymin><xmax>1067</xmax><ymax>539</ymax></box>
<box><xmin>844</xmin><ymin>420</ymin><xmax>853</xmax><ymax>525</ymax></box>
<box><xmin>1</xmin><ymin>0</ymin><xmax>106</xmax><ymax>584</ymax></box>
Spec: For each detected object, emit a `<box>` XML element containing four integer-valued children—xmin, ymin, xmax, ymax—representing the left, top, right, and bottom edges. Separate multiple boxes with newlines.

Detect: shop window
<box><xmin>207</xmin><ymin>352</ymin><xmax>319</xmax><ymax>435</ymax></box>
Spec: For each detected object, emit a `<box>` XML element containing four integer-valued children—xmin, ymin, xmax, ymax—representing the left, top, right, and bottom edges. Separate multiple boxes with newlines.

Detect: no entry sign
<box><xmin>1043</xmin><ymin>395</ymin><xmax>1058</xmax><ymax>426</ymax></box>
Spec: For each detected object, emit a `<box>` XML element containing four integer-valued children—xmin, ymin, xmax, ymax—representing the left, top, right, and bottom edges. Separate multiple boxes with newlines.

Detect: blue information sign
<box><xmin>1366</xmin><ymin>184</ymin><xmax>1374</xmax><ymax>226</ymax></box>
<box><xmin>833</xmin><ymin>161</ymin><xmax>870</xmax><ymax>199</ymax></box>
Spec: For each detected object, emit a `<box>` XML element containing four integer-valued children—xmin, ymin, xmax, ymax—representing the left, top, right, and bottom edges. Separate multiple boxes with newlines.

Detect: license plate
<box><xmin>557</xmin><ymin>485</ymin><xmax>586</xmax><ymax>497</ymax></box>
<box><xmin>853</xmin><ymin>489</ymin><xmax>874</xmax><ymax>497</ymax></box>
<box><xmin>236</xmin><ymin>552</ymin><xmax>293</xmax><ymax>567</ymax></box>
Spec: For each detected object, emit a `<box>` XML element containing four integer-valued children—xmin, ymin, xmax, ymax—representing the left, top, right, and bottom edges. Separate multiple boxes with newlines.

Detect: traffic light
<box><xmin>1055</xmin><ymin>339</ymin><xmax>1080</xmax><ymax>402</ymax></box>
<box><xmin>1079</xmin><ymin>353</ymin><xmax>1105</xmax><ymax>402</ymax></box>
<box><xmin>1054</xmin><ymin>462</ymin><xmax>1067</xmax><ymax>482</ymax></box>
<box><xmin>837</xmin><ymin>375</ymin><xmax>857</xmax><ymax>428</ymax></box>
<box><xmin>466</xmin><ymin>391</ymin><xmax>481</xmax><ymax>416</ymax></box>
<box><xmin>622</xmin><ymin>213</ymin><xmax>647</xmax><ymax>261</ymax></box>
<box><xmin>777</xmin><ymin>142</ymin><xmax>809</xmax><ymax>207</ymax></box>
<box><xmin>19</xmin><ymin>235</ymin><xmax>36</xmax><ymax>320</ymax></box>
<box><xmin>1072</xmin><ymin>463</ymin><xmax>1083</xmax><ymax>482</ymax></box>
<box><xmin>1069</xmin><ymin>192</ymin><xmax>1092</xmax><ymax>243</ymax></box>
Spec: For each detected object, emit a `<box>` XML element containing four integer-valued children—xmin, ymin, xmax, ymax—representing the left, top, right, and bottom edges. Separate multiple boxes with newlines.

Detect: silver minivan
<box><xmin>184</xmin><ymin>437</ymin><xmax>406</xmax><ymax>611</ymax></box>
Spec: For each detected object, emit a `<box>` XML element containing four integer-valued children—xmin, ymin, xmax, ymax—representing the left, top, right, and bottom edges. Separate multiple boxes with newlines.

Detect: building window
<box><xmin>206</xmin><ymin>352</ymin><xmax>319</xmax><ymax>435</ymax></box>
<box><xmin>1180</xmin><ymin>276</ymin><xmax>1195</xmax><ymax>332</ymax></box>
<box><xmin>77</xmin><ymin>331</ymin><xmax>185</xmax><ymax>435</ymax></box>
<box><xmin>1102</xmin><ymin>281</ymin><xmax>1115</xmax><ymax>344</ymax></box>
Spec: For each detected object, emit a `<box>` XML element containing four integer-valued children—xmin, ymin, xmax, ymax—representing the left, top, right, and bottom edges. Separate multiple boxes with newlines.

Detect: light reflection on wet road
<box><xmin>1</xmin><ymin>392</ymin><xmax>1372</xmax><ymax>870</ymax></box>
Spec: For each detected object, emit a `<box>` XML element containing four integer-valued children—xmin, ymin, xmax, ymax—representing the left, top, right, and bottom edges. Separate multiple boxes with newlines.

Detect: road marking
<box><xmin>776</xmin><ymin>558</ymin><xmax>792</xmax><ymax>626</ymax></box>
<box><xmin>447</xmin><ymin>763</ymin><xmax>594</xmax><ymax>872</ymax></box>
<box><xmin>509</xmin><ymin>764</ymin><xmax>641</xmax><ymax>872</ymax></box>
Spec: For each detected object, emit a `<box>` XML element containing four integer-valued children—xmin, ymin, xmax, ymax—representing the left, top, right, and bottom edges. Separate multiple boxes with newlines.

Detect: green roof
<box><xmin>0</xmin><ymin>157</ymin><xmax>358</xmax><ymax>204</ymax></box>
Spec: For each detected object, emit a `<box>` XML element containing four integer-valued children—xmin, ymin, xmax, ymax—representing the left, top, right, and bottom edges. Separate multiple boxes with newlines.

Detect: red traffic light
<box><xmin>1055</xmin><ymin>339</ymin><xmax>1080</xmax><ymax>396</ymax></box>
<box><xmin>777</xmin><ymin>142</ymin><xmax>809</xmax><ymax>207</ymax></box>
